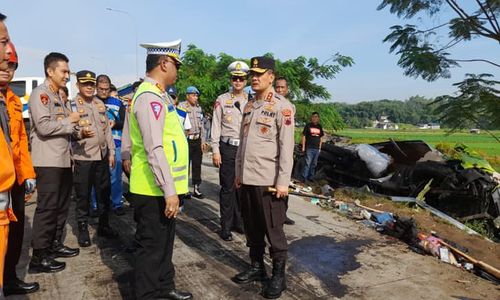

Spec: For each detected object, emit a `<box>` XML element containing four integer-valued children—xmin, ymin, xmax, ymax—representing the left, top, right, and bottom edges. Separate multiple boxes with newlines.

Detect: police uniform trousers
<box><xmin>132</xmin><ymin>193</ymin><xmax>176</xmax><ymax>300</ymax></box>
<box><xmin>240</xmin><ymin>185</ymin><xmax>287</xmax><ymax>260</ymax></box>
<box><xmin>73</xmin><ymin>156</ymin><xmax>111</xmax><ymax>223</ymax></box>
<box><xmin>219</xmin><ymin>142</ymin><xmax>243</xmax><ymax>232</ymax></box>
<box><xmin>4</xmin><ymin>182</ymin><xmax>25</xmax><ymax>281</ymax></box>
<box><xmin>188</xmin><ymin>138</ymin><xmax>202</xmax><ymax>185</ymax></box>
<box><xmin>32</xmin><ymin>167</ymin><xmax>72</xmax><ymax>250</ymax></box>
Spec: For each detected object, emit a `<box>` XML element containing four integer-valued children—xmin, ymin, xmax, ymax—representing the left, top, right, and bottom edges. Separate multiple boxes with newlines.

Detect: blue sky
<box><xmin>3</xmin><ymin>0</ymin><xmax>499</xmax><ymax>103</ymax></box>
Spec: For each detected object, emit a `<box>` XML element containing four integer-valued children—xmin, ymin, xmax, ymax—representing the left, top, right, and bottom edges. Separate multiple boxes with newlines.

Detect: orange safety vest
<box><xmin>4</xmin><ymin>87</ymin><xmax>36</xmax><ymax>184</ymax></box>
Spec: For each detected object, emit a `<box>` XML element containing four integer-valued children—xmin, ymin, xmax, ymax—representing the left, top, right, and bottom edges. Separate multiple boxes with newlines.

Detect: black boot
<box><xmin>28</xmin><ymin>248</ymin><xmax>66</xmax><ymax>273</ymax></box>
<box><xmin>262</xmin><ymin>258</ymin><xmax>287</xmax><ymax>299</ymax></box>
<box><xmin>51</xmin><ymin>239</ymin><xmax>80</xmax><ymax>258</ymax></box>
<box><xmin>3</xmin><ymin>278</ymin><xmax>40</xmax><ymax>296</ymax></box>
<box><xmin>97</xmin><ymin>214</ymin><xmax>118</xmax><ymax>238</ymax></box>
<box><xmin>233</xmin><ymin>260</ymin><xmax>268</xmax><ymax>284</ymax></box>
<box><xmin>78</xmin><ymin>221</ymin><xmax>91</xmax><ymax>247</ymax></box>
<box><xmin>192</xmin><ymin>184</ymin><xmax>204</xmax><ymax>199</ymax></box>
<box><xmin>284</xmin><ymin>216</ymin><xmax>295</xmax><ymax>225</ymax></box>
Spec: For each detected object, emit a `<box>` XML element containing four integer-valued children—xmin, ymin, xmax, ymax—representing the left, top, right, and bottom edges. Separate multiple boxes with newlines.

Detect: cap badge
<box><xmin>253</xmin><ymin>59</ymin><xmax>258</xmax><ymax>67</ymax></box>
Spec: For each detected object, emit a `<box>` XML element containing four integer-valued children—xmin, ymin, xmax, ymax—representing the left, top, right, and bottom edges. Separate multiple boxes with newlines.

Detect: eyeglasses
<box><xmin>231</xmin><ymin>76</ymin><xmax>246</xmax><ymax>82</ymax></box>
<box><xmin>6</xmin><ymin>62</ymin><xmax>18</xmax><ymax>71</ymax></box>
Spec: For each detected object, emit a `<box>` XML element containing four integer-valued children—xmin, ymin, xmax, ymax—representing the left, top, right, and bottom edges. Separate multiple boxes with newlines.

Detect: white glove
<box><xmin>25</xmin><ymin>179</ymin><xmax>36</xmax><ymax>194</ymax></box>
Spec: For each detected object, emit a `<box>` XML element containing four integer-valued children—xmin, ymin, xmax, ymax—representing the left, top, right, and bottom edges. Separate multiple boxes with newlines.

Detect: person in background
<box><xmin>95</xmin><ymin>74</ymin><xmax>126</xmax><ymax>216</ymax></box>
<box><xmin>301</xmin><ymin>112</ymin><xmax>324</xmax><ymax>183</ymax></box>
<box><xmin>59</xmin><ymin>86</ymin><xmax>69</xmax><ymax>103</ymax></box>
<box><xmin>210</xmin><ymin>61</ymin><xmax>249</xmax><ymax>241</ymax></box>
<box><xmin>178</xmin><ymin>86</ymin><xmax>207</xmax><ymax>199</ymax></box>
<box><xmin>109</xmin><ymin>84</ymin><xmax>118</xmax><ymax>98</ymax></box>
<box><xmin>274</xmin><ymin>77</ymin><xmax>295</xmax><ymax>225</ymax></box>
<box><xmin>0</xmin><ymin>41</ymin><xmax>40</xmax><ymax>296</ymax></box>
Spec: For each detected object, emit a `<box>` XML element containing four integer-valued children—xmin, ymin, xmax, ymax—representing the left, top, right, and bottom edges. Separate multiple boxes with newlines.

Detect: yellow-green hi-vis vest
<box><xmin>129</xmin><ymin>82</ymin><xmax>189</xmax><ymax>196</ymax></box>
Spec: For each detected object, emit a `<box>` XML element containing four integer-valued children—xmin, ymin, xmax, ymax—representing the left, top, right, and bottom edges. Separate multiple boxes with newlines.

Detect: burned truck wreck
<box><xmin>293</xmin><ymin>139</ymin><xmax>500</xmax><ymax>239</ymax></box>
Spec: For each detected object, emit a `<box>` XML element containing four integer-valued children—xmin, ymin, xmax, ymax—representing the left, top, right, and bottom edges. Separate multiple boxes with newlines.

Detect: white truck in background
<box><xmin>10</xmin><ymin>76</ymin><xmax>73</xmax><ymax>119</ymax></box>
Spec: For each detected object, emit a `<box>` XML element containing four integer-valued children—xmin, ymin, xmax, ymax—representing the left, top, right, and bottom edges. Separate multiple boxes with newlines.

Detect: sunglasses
<box><xmin>7</xmin><ymin>62</ymin><xmax>18</xmax><ymax>71</ymax></box>
<box><xmin>231</xmin><ymin>76</ymin><xmax>246</xmax><ymax>82</ymax></box>
<box><xmin>165</xmin><ymin>59</ymin><xmax>181</xmax><ymax>71</ymax></box>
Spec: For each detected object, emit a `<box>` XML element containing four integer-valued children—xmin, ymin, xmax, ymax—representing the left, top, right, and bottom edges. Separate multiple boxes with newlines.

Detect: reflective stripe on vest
<box><xmin>129</xmin><ymin>82</ymin><xmax>189</xmax><ymax>196</ymax></box>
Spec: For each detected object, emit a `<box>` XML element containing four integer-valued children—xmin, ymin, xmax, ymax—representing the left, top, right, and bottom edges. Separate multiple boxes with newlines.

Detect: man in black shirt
<box><xmin>301</xmin><ymin>112</ymin><xmax>324</xmax><ymax>182</ymax></box>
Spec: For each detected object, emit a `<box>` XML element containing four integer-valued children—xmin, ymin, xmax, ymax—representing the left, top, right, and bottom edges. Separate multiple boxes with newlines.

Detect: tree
<box><xmin>378</xmin><ymin>0</ymin><xmax>499</xmax><ymax>81</ymax></box>
<box><xmin>176</xmin><ymin>44</ymin><xmax>353</xmax><ymax>113</ymax></box>
<box><xmin>433</xmin><ymin>73</ymin><xmax>500</xmax><ymax>141</ymax></box>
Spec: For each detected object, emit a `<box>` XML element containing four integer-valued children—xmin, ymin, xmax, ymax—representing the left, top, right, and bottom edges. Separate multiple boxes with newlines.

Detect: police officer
<box><xmin>0</xmin><ymin>41</ymin><xmax>40</xmax><ymax>295</ymax></box>
<box><xmin>72</xmin><ymin>70</ymin><xmax>118</xmax><ymax>247</ymax></box>
<box><xmin>234</xmin><ymin>57</ymin><xmax>295</xmax><ymax>299</ymax></box>
<box><xmin>29</xmin><ymin>52</ymin><xmax>82</xmax><ymax>273</ymax></box>
<box><xmin>129</xmin><ymin>40</ymin><xmax>192</xmax><ymax>300</ymax></box>
<box><xmin>178</xmin><ymin>86</ymin><xmax>206</xmax><ymax>199</ymax></box>
<box><xmin>211</xmin><ymin>61</ymin><xmax>249</xmax><ymax>241</ymax></box>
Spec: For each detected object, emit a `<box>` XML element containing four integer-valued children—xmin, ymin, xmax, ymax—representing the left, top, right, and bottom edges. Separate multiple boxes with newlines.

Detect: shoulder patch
<box><xmin>40</xmin><ymin>93</ymin><xmax>49</xmax><ymax>105</ymax></box>
<box><xmin>150</xmin><ymin>101</ymin><xmax>163</xmax><ymax>120</ymax></box>
<box><xmin>213</xmin><ymin>101</ymin><xmax>220</xmax><ymax>109</ymax></box>
<box><xmin>282</xmin><ymin>109</ymin><xmax>292</xmax><ymax>117</ymax></box>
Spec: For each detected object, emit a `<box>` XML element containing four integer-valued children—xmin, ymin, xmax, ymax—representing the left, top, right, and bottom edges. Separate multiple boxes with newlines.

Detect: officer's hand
<box><xmin>201</xmin><ymin>142</ymin><xmax>208</xmax><ymax>152</ymax></box>
<box><xmin>212</xmin><ymin>153</ymin><xmax>221</xmax><ymax>168</ymax></box>
<box><xmin>109</xmin><ymin>155</ymin><xmax>116</xmax><ymax>168</ymax></box>
<box><xmin>82</xmin><ymin>127</ymin><xmax>95</xmax><ymax>138</ymax></box>
<box><xmin>25</xmin><ymin>178</ymin><xmax>36</xmax><ymax>194</ymax></box>
<box><xmin>123</xmin><ymin>159</ymin><xmax>131</xmax><ymax>176</ymax></box>
<box><xmin>68</xmin><ymin>112</ymin><xmax>80</xmax><ymax>123</ymax></box>
<box><xmin>164</xmin><ymin>195</ymin><xmax>180</xmax><ymax>219</ymax></box>
<box><xmin>275</xmin><ymin>185</ymin><xmax>289</xmax><ymax>199</ymax></box>
<box><xmin>235</xmin><ymin>176</ymin><xmax>242</xmax><ymax>189</ymax></box>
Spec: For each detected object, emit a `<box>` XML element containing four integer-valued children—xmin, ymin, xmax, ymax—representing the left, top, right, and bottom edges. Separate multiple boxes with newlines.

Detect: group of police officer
<box><xmin>0</xmin><ymin>12</ymin><xmax>297</xmax><ymax>298</ymax></box>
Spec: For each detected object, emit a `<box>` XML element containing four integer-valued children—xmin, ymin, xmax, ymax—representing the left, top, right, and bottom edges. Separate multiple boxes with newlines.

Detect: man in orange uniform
<box><xmin>0</xmin><ymin>12</ymin><xmax>18</xmax><ymax>299</ymax></box>
<box><xmin>0</xmin><ymin>41</ymin><xmax>40</xmax><ymax>295</ymax></box>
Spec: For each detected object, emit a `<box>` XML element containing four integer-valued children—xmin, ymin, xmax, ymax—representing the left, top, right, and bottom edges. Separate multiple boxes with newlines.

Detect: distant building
<box><xmin>470</xmin><ymin>128</ymin><xmax>481</xmax><ymax>134</ymax></box>
<box><xmin>372</xmin><ymin>115</ymin><xmax>398</xmax><ymax>130</ymax></box>
<box><xmin>418</xmin><ymin>122</ymin><xmax>440</xmax><ymax>130</ymax></box>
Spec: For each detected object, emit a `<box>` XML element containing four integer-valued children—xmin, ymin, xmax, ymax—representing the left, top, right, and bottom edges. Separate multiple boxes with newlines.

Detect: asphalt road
<box><xmin>8</xmin><ymin>156</ymin><xmax>499</xmax><ymax>300</ymax></box>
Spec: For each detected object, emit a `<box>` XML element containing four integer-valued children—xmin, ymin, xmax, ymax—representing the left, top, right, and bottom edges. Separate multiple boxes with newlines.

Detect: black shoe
<box><xmin>220</xmin><ymin>231</ymin><xmax>233</xmax><ymax>241</ymax></box>
<box><xmin>28</xmin><ymin>249</ymin><xmax>66</xmax><ymax>273</ymax></box>
<box><xmin>163</xmin><ymin>289</ymin><xmax>193</xmax><ymax>300</ymax></box>
<box><xmin>262</xmin><ymin>259</ymin><xmax>287</xmax><ymax>299</ymax></box>
<box><xmin>3</xmin><ymin>278</ymin><xmax>40</xmax><ymax>296</ymax></box>
<box><xmin>114</xmin><ymin>207</ymin><xmax>125</xmax><ymax>216</ymax></box>
<box><xmin>52</xmin><ymin>240</ymin><xmax>79</xmax><ymax>258</ymax></box>
<box><xmin>98</xmin><ymin>225</ymin><xmax>119</xmax><ymax>238</ymax></box>
<box><xmin>233</xmin><ymin>260</ymin><xmax>268</xmax><ymax>284</ymax></box>
<box><xmin>78</xmin><ymin>222</ymin><xmax>91</xmax><ymax>247</ymax></box>
<box><xmin>192</xmin><ymin>185</ymin><xmax>204</xmax><ymax>199</ymax></box>
<box><xmin>284</xmin><ymin>216</ymin><xmax>295</xmax><ymax>225</ymax></box>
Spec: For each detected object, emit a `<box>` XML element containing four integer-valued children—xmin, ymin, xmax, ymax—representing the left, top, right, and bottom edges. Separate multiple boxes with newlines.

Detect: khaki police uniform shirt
<box><xmin>133</xmin><ymin>77</ymin><xmax>177</xmax><ymax>197</ymax></box>
<box><xmin>121</xmin><ymin>107</ymin><xmax>131</xmax><ymax>161</ymax></box>
<box><xmin>177</xmin><ymin>101</ymin><xmax>205</xmax><ymax>143</ymax></box>
<box><xmin>29</xmin><ymin>80</ymin><xmax>77</xmax><ymax>168</ymax></box>
<box><xmin>235</xmin><ymin>89</ymin><xmax>295</xmax><ymax>187</ymax></box>
<box><xmin>210</xmin><ymin>92</ymin><xmax>248</xmax><ymax>154</ymax></box>
<box><xmin>71</xmin><ymin>95</ymin><xmax>115</xmax><ymax>161</ymax></box>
